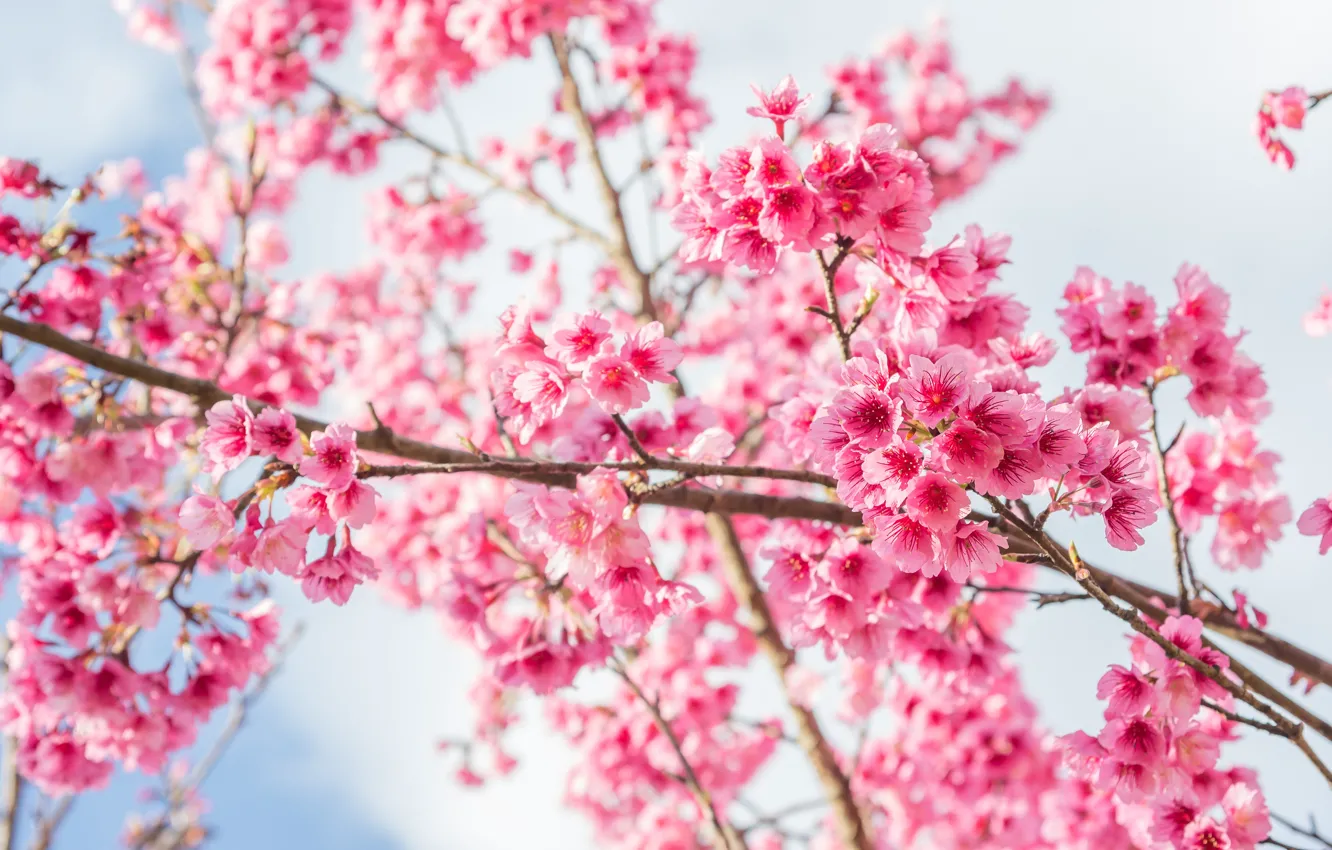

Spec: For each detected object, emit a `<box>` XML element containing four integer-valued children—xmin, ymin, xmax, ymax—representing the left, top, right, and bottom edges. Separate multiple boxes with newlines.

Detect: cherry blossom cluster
<box><xmin>1059</xmin><ymin>264</ymin><xmax>1268</xmax><ymax>424</ymax></box>
<box><xmin>672</xmin><ymin>117</ymin><xmax>933</xmax><ymax>274</ymax></box>
<box><xmin>2</xmin><ymin>0</ymin><xmax>1325</xmax><ymax>842</ymax></box>
<box><xmin>1062</xmin><ymin>615</ymin><xmax>1273</xmax><ymax>850</ymax></box>
<box><xmin>823</xmin><ymin>20</ymin><xmax>1051</xmax><ymax>202</ymax></box>
<box><xmin>1253</xmin><ymin>86</ymin><xmax>1309</xmax><ymax>170</ymax></box>
<box><xmin>492</xmin><ymin>310</ymin><xmax>683</xmax><ymax>436</ymax></box>
<box><xmin>1166</xmin><ymin>419</ymin><xmax>1291</xmax><ymax>570</ymax></box>
<box><xmin>186</xmin><ymin>396</ymin><xmax>381</xmax><ymax>605</ymax></box>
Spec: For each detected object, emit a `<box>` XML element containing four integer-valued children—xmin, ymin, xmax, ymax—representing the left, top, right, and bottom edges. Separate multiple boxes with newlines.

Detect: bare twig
<box><xmin>1146</xmin><ymin>382</ymin><xmax>1191</xmax><ymax>607</ymax></box>
<box><xmin>704</xmin><ymin>514</ymin><xmax>872</xmax><ymax>850</ymax></box>
<box><xmin>549</xmin><ymin>32</ymin><xmax>657</xmax><ymax>322</ymax></box>
<box><xmin>611</xmin><ymin>660</ymin><xmax>748</xmax><ymax>850</ymax></box>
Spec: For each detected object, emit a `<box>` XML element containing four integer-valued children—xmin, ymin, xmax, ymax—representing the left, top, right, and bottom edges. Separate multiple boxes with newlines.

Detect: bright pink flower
<box><xmin>200</xmin><ymin>396</ymin><xmax>254</xmax><ymax>474</ymax></box>
<box><xmin>300</xmin><ymin>423</ymin><xmax>359</xmax><ymax>491</ymax></box>
<box><xmin>832</xmin><ymin>386</ymin><xmax>901</xmax><ymax>449</ymax></box>
<box><xmin>903</xmin><ymin>472</ymin><xmax>969</xmax><ymax>532</ymax></box>
<box><xmin>1265</xmin><ymin>86</ymin><xmax>1308</xmax><ymax>129</ymax></box>
<box><xmin>301</xmin><ymin>543</ymin><xmax>378</xmax><ymax>605</ymax></box>
<box><xmin>747</xmin><ymin>137</ymin><xmax>801</xmax><ymax>189</ymax></box>
<box><xmin>546</xmin><ymin>311</ymin><xmax>612</xmax><ymax>368</ymax></box>
<box><xmin>901</xmin><ymin>353</ymin><xmax>971</xmax><ymax>427</ymax></box>
<box><xmin>933</xmin><ymin>419</ymin><xmax>1003</xmax><ymax>482</ymax></box>
<box><xmin>1181</xmin><ymin>818</ymin><xmax>1232</xmax><ymax>850</ymax></box>
<box><xmin>584</xmin><ymin>355</ymin><xmax>650</xmax><ymax>414</ymax></box>
<box><xmin>1101</xmin><ymin>485</ymin><xmax>1157</xmax><ymax>550</ymax></box>
<box><xmin>252</xmin><ymin>407</ymin><xmax>303</xmax><ymax>465</ymax></box>
<box><xmin>620</xmin><ymin>322</ymin><xmax>683</xmax><ymax>383</ymax></box>
<box><xmin>941</xmin><ymin>520</ymin><xmax>1005</xmax><ymax>581</ymax></box>
<box><xmin>1096</xmin><ymin>664</ymin><xmax>1154</xmax><ymax>717</ymax></box>
<box><xmin>862</xmin><ymin>437</ymin><xmax>924</xmax><ymax>503</ymax></box>
<box><xmin>746</xmin><ymin>75</ymin><xmax>811</xmax><ymax>137</ymax></box>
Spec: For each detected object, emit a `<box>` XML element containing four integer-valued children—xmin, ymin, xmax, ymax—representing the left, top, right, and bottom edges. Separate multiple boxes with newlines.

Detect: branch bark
<box><xmin>705</xmin><ymin>514</ymin><xmax>872</xmax><ymax>850</ymax></box>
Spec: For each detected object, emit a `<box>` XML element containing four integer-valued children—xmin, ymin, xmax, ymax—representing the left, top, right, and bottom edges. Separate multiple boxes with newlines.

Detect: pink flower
<box><xmin>584</xmin><ymin>355</ymin><xmax>650</xmax><ymax>414</ymax></box>
<box><xmin>1222</xmin><ymin>783</ymin><xmax>1270</xmax><ymax>850</ymax></box>
<box><xmin>1096</xmin><ymin>664</ymin><xmax>1154</xmax><ymax>716</ymax></box>
<box><xmin>1304</xmin><ymin>290</ymin><xmax>1332</xmax><ymax>337</ymax></box>
<box><xmin>902</xmin><ymin>353</ymin><xmax>970</xmax><ymax>427</ymax></box>
<box><xmin>1297</xmin><ymin>496</ymin><xmax>1332</xmax><ymax>554</ymax></box>
<box><xmin>746</xmin><ymin>75</ymin><xmax>811</xmax><ymax>137</ymax></box>
<box><xmin>200</xmin><ymin>396</ymin><xmax>254</xmax><ymax>474</ymax></box>
<box><xmin>252</xmin><ymin>407</ymin><xmax>303</xmax><ymax>465</ymax></box>
<box><xmin>329</xmin><ymin>480</ymin><xmax>379</xmax><ymax>528</ymax></box>
<box><xmin>941</xmin><ymin>520</ymin><xmax>1005</xmax><ymax>582</ymax></box>
<box><xmin>178</xmin><ymin>493</ymin><xmax>233</xmax><ymax>550</ymax></box>
<box><xmin>300</xmin><ymin>423</ymin><xmax>359</xmax><ymax>491</ymax></box>
<box><xmin>903</xmin><ymin>472</ymin><xmax>969</xmax><ymax>532</ymax></box>
<box><xmin>251</xmin><ymin>520</ymin><xmax>307</xmax><ymax>576</ymax></box>
<box><xmin>1181</xmin><ymin>818</ymin><xmax>1232</xmax><ymax>850</ymax></box>
<box><xmin>301</xmin><ymin>543</ymin><xmax>379</xmax><ymax>605</ymax></box>
<box><xmin>862</xmin><ymin>437</ymin><xmax>924</xmax><ymax>503</ymax></box>
<box><xmin>546</xmin><ymin>311</ymin><xmax>612</xmax><ymax>367</ymax></box>
<box><xmin>620</xmin><ymin>322</ymin><xmax>683</xmax><ymax>383</ymax></box>
<box><xmin>1102</xmin><ymin>485</ymin><xmax>1157</xmax><ymax>550</ymax></box>
<box><xmin>1265</xmin><ymin>86</ymin><xmax>1308</xmax><ymax>129</ymax></box>
<box><xmin>512</xmin><ymin>362</ymin><xmax>571</xmax><ymax>421</ymax></box>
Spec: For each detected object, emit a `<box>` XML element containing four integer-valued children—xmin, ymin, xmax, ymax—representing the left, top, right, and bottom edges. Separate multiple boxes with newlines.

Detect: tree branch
<box><xmin>1146</xmin><ymin>382</ymin><xmax>1191</xmax><ymax>606</ymax></box>
<box><xmin>704</xmin><ymin>513</ymin><xmax>872</xmax><ymax>850</ymax></box>
<box><xmin>549</xmin><ymin>32</ymin><xmax>657</xmax><ymax>322</ymax></box>
<box><xmin>611</xmin><ymin>660</ymin><xmax>748</xmax><ymax>850</ymax></box>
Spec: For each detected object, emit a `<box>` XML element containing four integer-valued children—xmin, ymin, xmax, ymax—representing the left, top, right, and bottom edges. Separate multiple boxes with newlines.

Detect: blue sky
<box><xmin>3</xmin><ymin>1</ymin><xmax>1332</xmax><ymax>848</ymax></box>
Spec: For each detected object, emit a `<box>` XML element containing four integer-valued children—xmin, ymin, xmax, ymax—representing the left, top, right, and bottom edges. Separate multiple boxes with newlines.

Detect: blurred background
<box><xmin>2</xmin><ymin>1</ymin><xmax>1331</xmax><ymax>847</ymax></box>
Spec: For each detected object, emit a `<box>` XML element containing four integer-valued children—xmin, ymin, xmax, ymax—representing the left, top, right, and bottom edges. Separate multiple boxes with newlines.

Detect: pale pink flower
<box><xmin>251</xmin><ymin>520</ymin><xmax>307</xmax><ymax>576</ymax></box>
<box><xmin>178</xmin><ymin>493</ymin><xmax>233</xmax><ymax>550</ymax></box>
<box><xmin>584</xmin><ymin>355</ymin><xmax>650</xmax><ymax>414</ymax></box>
<box><xmin>300</xmin><ymin>423</ymin><xmax>359</xmax><ymax>491</ymax></box>
<box><xmin>200</xmin><ymin>396</ymin><xmax>254</xmax><ymax>474</ymax></box>
<box><xmin>1297</xmin><ymin>496</ymin><xmax>1332</xmax><ymax>554</ymax></box>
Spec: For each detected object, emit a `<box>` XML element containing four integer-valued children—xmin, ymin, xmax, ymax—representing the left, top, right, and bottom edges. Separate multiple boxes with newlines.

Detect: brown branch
<box><xmin>549</xmin><ymin>32</ymin><xmax>657</xmax><ymax>322</ymax></box>
<box><xmin>1146</xmin><ymin>383</ymin><xmax>1190</xmax><ymax>605</ymax></box>
<box><xmin>310</xmin><ymin>76</ymin><xmax>608</xmax><ymax>251</ymax></box>
<box><xmin>612</xmin><ymin>660</ymin><xmax>748</xmax><ymax>850</ymax></box>
<box><xmin>704</xmin><ymin>514</ymin><xmax>872</xmax><ymax>850</ymax></box>
<box><xmin>989</xmin><ymin>499</ymin><xmax>1332</xmax><ymax>788</ymax></box>
<box><xmin>25</xmin><ymin>797</ymin><xmax>71</xmax><ymax>850</ymax></box>
<box><xmin>814</xmin><ymin>245</ymin><xmax>852</xmax><ymax>361</ymax></box>
<box><xmin>7</xmin><ymin>311</ymin><xmax>1332</xmax><ymax>704</ymax></box>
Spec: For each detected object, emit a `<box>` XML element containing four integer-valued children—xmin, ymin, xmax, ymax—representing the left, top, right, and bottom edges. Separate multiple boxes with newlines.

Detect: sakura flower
<box><xmin>620</xmin><ymin>322</ymin><xmax>683</xmax><ymax>383</ymax></box>
<box><xmin>546</xmin><ymin>311</ymin><xmax>612</xmax><ymax>368</ymax></box>
<box><xmin>903</xmin><ymin>472</ymin><xmax>969</xmax><ymax>532</ymax></box>
<box><xmin>300</xmin><ymin>423</ymin><xmax>359</xmax><ymax>491</ymax></box>
<box><xmin>746</xmin><ymin>75</ymin><xmax>811</xmax><ymax>137</ymax></box>
<box><xmin>251</xmin><ymin>407</ymin><xmax>303</xmax><ymax>465</ymax></box>
<box><xmin>178</xmin><ymin>492</ymin><xmax>233</xmax><ymax>550</ymax></box>
<box><xmin>584</xmin><ymin>355</ymin><xmax>650</xmax><ymax>415</ymax></box>
<box><xmin>200</xmin><ymin>395</ymin><xmax>254</xmax><ymax>474</ymax></box>
<box><xmin>1297</xmin><ymin>496</ymin><xmax>1332</xmax><ymax>554</ymax></box>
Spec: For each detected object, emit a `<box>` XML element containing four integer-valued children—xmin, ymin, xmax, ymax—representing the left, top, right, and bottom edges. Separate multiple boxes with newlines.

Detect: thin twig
<box><xmin>611</xmin><ymin>660</ymin><xmax>747</xmax><ymax>850</ymax></box>
<box><xmin>1146</xmin><ymin>382</ymin><xmax>1191</xmax><ymax>607</ymax></box>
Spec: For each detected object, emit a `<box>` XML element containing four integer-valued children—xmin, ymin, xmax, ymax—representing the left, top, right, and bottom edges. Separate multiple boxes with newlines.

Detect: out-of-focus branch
<box><xmin>310</xmin><ymin>76</ymin><xmax>609</xmax><ymax>251</ymax></box>
<box><xmin>705</xmin><ymin>514</ymin><xmax>872</xmax><ymax>850</ymax></box>
<box><xmin>611</xmin><ymin>661</ymin><xmax>748</xmax><ymax>850</ymax></box>
<box><xmin>26</xmin><ymin>798</ymin><xmax>71</xmax><ymax>850</ymax></box>
<box><xmin>549</xmin><ymin>32</ymin><xmax>658</xmax><ymax>322</ymax></box>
